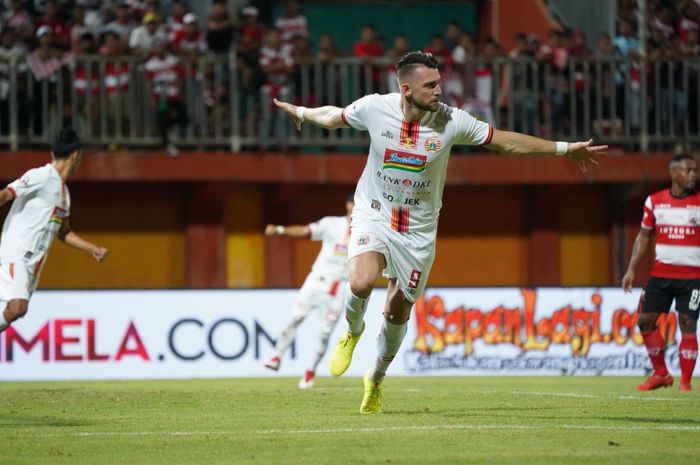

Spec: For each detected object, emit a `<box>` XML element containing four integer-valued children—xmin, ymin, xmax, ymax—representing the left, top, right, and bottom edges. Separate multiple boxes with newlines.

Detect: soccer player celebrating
<box><xmin>0</xmin><ymin>128</ymin><xmax>109</xmax><ymax>334</ymax></box>
<box><xmin>274</xmin><ymin>51</ymin><xmax>605</xmax><ymax>413</ymax></box>
<box><xmin>623</xmin><ymin>154</ymin><xmax>698</xmax><ymax>392</ymax></box>
<box><xmin>264</xmin><ymin>197</ymin><xmax>353</xmax><ymax>389</ymax></box>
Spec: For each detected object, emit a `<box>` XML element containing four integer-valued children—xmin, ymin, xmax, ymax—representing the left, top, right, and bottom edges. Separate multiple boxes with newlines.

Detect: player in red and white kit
<box><xmin>623</xmin><ymin>154</ymin><xmax>699</xmax><ymax>392</ymax></box>
<box><xmin>0</xmin><ymin>128</ymin><xmax>109</xmax><ymax>334</ymax></box>
<box><xmin>274</xmin><ymin>52</ymin><xmax>605</xmax><ymax>413</ymax></box>
<box><xmin>263</xmin><ymin>197</ymin><xmax>353</xmax><ymax>389</ymax></box>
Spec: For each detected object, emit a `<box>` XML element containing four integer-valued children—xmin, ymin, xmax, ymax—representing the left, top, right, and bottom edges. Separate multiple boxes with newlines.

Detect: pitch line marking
<box><xmin>26</xmin><ymin>423</ymin><xmax>700</xmax><ymax>439</ymax></box>
<box><xmin>509</xmin><ymin>390</ymin><xmax>684</xmax><ymax>401</ymax></box>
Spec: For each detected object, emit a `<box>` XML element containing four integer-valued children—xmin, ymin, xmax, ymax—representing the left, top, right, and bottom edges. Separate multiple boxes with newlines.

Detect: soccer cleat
<box><xmin>679</xmin><ymin>380</ymin><xmax>692</xmax><ymax>392</ymax></box>
<box><xmin>298</xmin><ymin>370</ymin><xmax>315</xmax><ymax>389</ymax></box>
<box><xmin>636</xmin><ymin>373</ymin><xmax>673</xmax><ymax>391</ymax></box>
<box><xmin>264</xmin><ymin>356</ymin><xmax>281</xmax><ymax>371</ymax></box>
<box><xmin>360</xmin><ymin>370</ymin><xmax>383</xmax><ymax>414</ymax></box>
<box><xmin>329</xmin><ymin>322</ymin><xmax>365</xmax><ymax>377</ymax></box>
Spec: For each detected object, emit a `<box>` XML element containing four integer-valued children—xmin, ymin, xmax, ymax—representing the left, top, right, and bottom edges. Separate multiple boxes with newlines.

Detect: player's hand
<box><xmin>273</xmin><ymin>98</ymin><xmax>303</xmax><ymax>131</ymax></box>
<box><xmin>566</xmin><ymin>139</ymin><xmax>608</xmax><ymax>173</ymax></box>
<box><xmin>92</xmin><ymin>247</ymin><xmax>109</xmax><ymax>262</ymax></box>
<box><xmin>621</xmin><ymin>271</ymin><xmax>635</xmax><ymax>293</ymax></box>
<box><xmin>264</xmin><ymin>224</ymin><xmax>278</xmax><ymax>236</ymax></box>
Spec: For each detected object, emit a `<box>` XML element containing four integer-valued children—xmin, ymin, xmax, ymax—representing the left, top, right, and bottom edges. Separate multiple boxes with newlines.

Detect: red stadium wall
<box><xmin>0</xmin><ymin>151</ymin><xmax>664</xmax><ymax>289</ymax></box>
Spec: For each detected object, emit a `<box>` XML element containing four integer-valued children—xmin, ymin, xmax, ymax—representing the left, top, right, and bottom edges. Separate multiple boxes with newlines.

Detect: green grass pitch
<box><xmin>2</xmin><ymin>376</ymin><xmax>699</xmax><ymax>465</ymax></box>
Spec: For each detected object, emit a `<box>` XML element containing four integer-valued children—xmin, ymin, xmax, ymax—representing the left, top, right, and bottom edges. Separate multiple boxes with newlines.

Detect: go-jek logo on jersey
<box><xmin>383</xmin><ymin>149</ymin><xmax>427</xmax><ymax>173</ymax></box>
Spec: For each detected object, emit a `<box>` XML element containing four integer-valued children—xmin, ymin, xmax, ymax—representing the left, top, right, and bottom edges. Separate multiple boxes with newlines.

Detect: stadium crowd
<box><xmin>0</xmin><ymin>0</ymin><xmax>698</xmax><ymax>152</ymax></box>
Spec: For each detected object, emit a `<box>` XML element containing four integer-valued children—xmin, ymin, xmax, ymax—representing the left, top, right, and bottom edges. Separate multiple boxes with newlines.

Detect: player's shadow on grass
<box><xmin>0</xmin><ymin>414</ymin><xmax>92</xmax><ymax>427</ymax></box>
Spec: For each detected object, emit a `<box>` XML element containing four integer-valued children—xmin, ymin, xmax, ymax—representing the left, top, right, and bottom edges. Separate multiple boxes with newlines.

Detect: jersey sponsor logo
<box><xmin>423</xmin><ymin>134</ymin><xmax>442</xmax><ymax>152</ymax></box>
<box><xmin>376</xmin><ymin>171</ymin><xmax>432</xmax><ymax>195</ymax></box>
<box><xmin>371</xmin><ymin>199</ymin><xmax>381</xmax><ymax>211</ymax></box>
<box><xmin>333</xmin><ymin>243</ymin><xmax>348</xmax><ymax>258</ymax></box>
<box><xmin>383</xmin><ymin>192</ymin><xmax>421</xmax><ymax>206</ymax></box>
<box><xmin>49</xmin><ymin>207</ymin><xmax>68</xmax><ymax>226</ymax></box>
<box><xmin>383</xmin><ymin>149</ymin><xmax>427</xmax><ymax>173</ymax></box>
<box><xmin>381</xmin><ymin>130</ymin><xmax>393</xmax><ymax>140</ymax></box>
<box><xmin>658</xmin><ymin>226</ymin><xmax>696</xmax><ymax>240</ymax></box>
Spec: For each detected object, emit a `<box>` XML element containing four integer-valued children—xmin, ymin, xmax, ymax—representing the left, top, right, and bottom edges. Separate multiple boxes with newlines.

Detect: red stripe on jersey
<box><xmin>399</xmin><ymin>120</ymin><xmax>409</xmax><ymax>143</ymax></box>
<box><xmin>7</xmin><ymin>186</ymin><xmax>16</xmax><ymax>198</ymax></box>
<box><xmin>480</xmin><ymin>125</ymin><xmax>494</xmax><ymax>145</ymax></box>
<box><xmin>9</xmin><ymin>262</ymin><xmax>14</xmax><ymax>280</ymax></box>
<box><xmin>341</xmin><ymin>108</ymin><xmax>350</xmax><ymax>127</ymax></box>
<box><xmin>651</xmin><ymin>262</ymin><xmax>700</xmax><ymax>279</ymax></box>
<box><xmin>391</xmin><ymin>207</ymin><xmax>400</xmax><ymax>232</ymax></box>
<box><xmin>33</xmin><ymin>256</ymin><xmax>45</xmax><ymax>276</ymax></box>
<box><xmin>400</xmin><ymin>207</ymin><xmax>410</xmax><ymax>233</ymax></box>
<box><xmin>409</xmin><ymin>121</ymin><xmax>420</xmax><ymax>146</ymax></box>
<box><xmin>328</xmin><ymin>280</ymin><xmax>340</xmax><ymax>296</ymax></box>
<box><xmin>391</xmin><ymin>207</ymin><xmax>410</xmax><ymax>233</ymax></box>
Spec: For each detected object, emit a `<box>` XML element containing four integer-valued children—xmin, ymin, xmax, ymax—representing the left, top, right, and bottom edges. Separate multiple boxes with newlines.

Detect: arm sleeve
<box><xmin>309</xmin><ymin>217</ymin><xmax>328</xmax><ymax>241</ymax></box>
<box><xmin>7</xmin><ymin>168</ymin><xmax>45</xmax><ymax>199</ymax></box>
<box><xmin>340</xmin><ymin>94</ymin><xmax>375</xmax><ymax>131</ymax></box>
<box><xmin>451</xmin><ymin>107</ymin><xmax>493</xmax><ymax>146</ymax></box>
<box><xmin>641</xmin><ymin>196</ymin><xmax>655</xmax><ymax>230</ymax></box>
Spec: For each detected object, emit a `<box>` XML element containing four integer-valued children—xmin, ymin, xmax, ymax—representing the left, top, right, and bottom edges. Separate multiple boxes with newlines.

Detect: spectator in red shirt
<box><xmin>172</xmin><ymin>13</ymin><xmax>207</xmax><ymax>59</ymax></box>
<box><xmin>36</xmin><ymin>0</ymin><xmax>71</xmax><ymax>50</ymax></box>
<box><xmin>353</xmin><ymin>24</ymin><xmax>383</xmax><ymax>93</ymax></box>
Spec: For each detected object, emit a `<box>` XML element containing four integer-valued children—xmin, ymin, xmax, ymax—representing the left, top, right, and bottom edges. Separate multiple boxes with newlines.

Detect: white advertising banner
<box><xmin>0</xmin><ymin>288</ymin><xmax>682</xmax><ymax>381</ymax></box>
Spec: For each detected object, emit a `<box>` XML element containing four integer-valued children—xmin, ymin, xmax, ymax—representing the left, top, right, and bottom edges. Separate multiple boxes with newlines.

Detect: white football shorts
<box><xmin>292</xmin><ymin>272</ymin><xmax>346</xmax><ymax>330</ymax></box>
<box><xmin>348</xmin><ymin>217</ymin><xmax>436</xmax><ymax>303</ymax></box>
<box><xmin>0</xmin><ymin>259</ymin><xmax>34</xmax><ymax>304</ymax></box>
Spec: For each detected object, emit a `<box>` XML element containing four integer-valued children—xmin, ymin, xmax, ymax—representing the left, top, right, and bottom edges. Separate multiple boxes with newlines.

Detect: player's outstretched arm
<box><xmin>0</xmin><ymin>188</ymin><xmax>14</xmax><ymax>208</ymax></box>
<box><xmin>621</xmin><ymin>228</ymin><xmax>652</xmax><ymax>293</ymax></box>
<box><xmin>486</xmin><ymin>129</ymin><xmax>608</xmax><ymax>173</ymax></box>
<box><xmin>273</xmin><ymin>98</ymin><xmax>347</xmax><ymax>131</ymax></box>
<box><xmin>58</xmin><ymin>220</ymin><xmax>109</xmax><ymax>262</ymax></box>
<box><xmin>265</xmin><ymin>224</ymin><xmax>311</xmax><ymax>238</ymax></box>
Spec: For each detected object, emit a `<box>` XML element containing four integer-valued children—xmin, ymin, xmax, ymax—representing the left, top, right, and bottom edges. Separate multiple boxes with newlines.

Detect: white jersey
<box><xmin>307</xmin><ymin>215</ymin><xmax>350</xmax><ymax>281</ymax></box>
<box><xmin>1</xmin><ymin>164</ymin><xmax>70</xmax><ymax>273</ymax></box>
<box><xmin>342</xmin><ymin>93</ymin><xmax>492</xmax><ymax>233</ymax></box>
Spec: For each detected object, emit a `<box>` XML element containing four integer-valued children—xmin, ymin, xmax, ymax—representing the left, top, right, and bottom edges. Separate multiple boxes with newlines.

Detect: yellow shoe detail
<box><xmin>329</xmin><ymin>322</ymin><xmax>364</xmax><ymax>377</ymax></box>
<box><xmin>360</xmin><ymin>370</ymin><xmax>383</xmax><ymax>414</ymax></box>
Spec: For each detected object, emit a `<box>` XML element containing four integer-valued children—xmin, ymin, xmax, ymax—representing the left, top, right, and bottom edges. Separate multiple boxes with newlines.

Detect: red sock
<box><xmin>679</xmin><ymin>333</ymin><xmax>698</xmax><ymax>384</ymax></box>
<box><xmin>642</xmin><ymin>330</ymin><xmax>669</xmax><ymax>376</ymax></box>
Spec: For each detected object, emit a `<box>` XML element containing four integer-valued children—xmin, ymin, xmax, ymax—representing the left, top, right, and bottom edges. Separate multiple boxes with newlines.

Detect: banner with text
<box><xmin>0</xmin><ymin>288</ymin><xmax>680</xmax><ymax>381</ymax></box>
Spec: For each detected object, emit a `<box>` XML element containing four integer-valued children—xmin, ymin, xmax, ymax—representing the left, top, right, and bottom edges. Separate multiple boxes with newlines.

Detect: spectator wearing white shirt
<box><xmin>129</xmin><ymin>11</ymin><xmax>167</xmax><ymax>59</ymax></box>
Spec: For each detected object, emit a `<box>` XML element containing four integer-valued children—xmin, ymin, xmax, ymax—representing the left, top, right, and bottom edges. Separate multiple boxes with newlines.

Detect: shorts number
<box><xmin>407</xmin><ymin>269</ymin><xmax>422</xmax><ymax>293</ymax></box>
<box><xmin>690</xmin><ymin>290</ymin><xmax>700</xmax><ymax>312</ymax></box>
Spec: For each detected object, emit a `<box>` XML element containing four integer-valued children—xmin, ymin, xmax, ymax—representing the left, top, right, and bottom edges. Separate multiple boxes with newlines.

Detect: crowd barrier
<box><xmin>0</xmin><ymin>55</ymin><xmax>697</xmax><ymax>151</ymax></box>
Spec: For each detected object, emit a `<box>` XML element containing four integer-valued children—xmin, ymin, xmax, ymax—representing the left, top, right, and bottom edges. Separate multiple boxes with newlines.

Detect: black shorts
<box><xmin>641</xmin><ymin>277</ymin><xmax>700</xmax><ymax>320</ymax></box>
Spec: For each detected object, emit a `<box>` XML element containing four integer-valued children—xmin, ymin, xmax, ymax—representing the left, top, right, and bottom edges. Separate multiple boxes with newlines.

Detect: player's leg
<box><xmin>0</xmin><ymin>262</ymin><xmax>31</xmax><ymax>333</ymax></box>
<box><xmin>675</xmin><ymin>280</ymin><xmax>700</xmax><ymax>392</ymax></box>
<box><xmin>361</xmin><ymin>235</ymin><xmax>434</xmax><ymax>414</ymax></box>
<box><xmin>264</xmin><ymin>281</ymin><xmax>316</xmax><ymax>371</ymax></box>
<box><xmin>0</xmin><ymin>298</ymin><xmax>29</xmax><ymax>333</ymax></box>
<box><xmin>636</xmin><ymin>278</ymin><xmax>674</xmax><ymax>390</ymax></box>
<box><xmin>300</xmin><ymin>292</ymin><xmax>343</xmax><ymax>389</ymax></box>
<box><xmin>345</xmin><ymin>251</ymin><xmax>385</xmax><ymax>333</ymax></box>
<box><xmin>329</xmin><ymin>251</ymin><xmax>385</xmax><ymax>377</ymax></box>
<box><xmin>360</xmin><ymin>279</ymin><xmax>413</xmax><ymax>414</ymax></box>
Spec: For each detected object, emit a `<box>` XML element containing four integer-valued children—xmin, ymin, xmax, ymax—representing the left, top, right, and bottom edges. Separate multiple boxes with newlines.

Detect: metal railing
<box><xmin>0</xmin><ymin>54</ymin><xmax>697</xmax><ymax>151</ymax></box>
